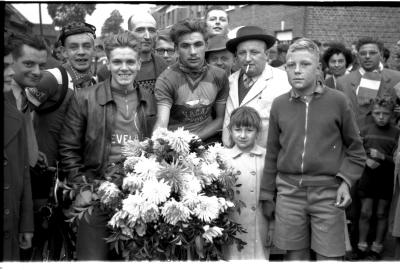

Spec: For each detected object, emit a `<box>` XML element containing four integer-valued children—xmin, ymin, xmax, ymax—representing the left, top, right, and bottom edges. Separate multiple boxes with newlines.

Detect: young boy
<box><xmin>223</xmin><ymin>106</ymin><xmax>269</xmax><ymax>260</ymax></box>
<box><xmin>260</xmin><ymin>38</ymin><xmax>366</xmax><ymax>260</ymax></box>
<box><xmin>357</xmin><ymin>97</ymin><xmax>400</xmax><ymax>260</ymax></box>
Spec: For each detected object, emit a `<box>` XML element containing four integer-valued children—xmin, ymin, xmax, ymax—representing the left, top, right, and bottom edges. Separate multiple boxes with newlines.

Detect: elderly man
<box><xmin>205</xmin><ymin>35</ymin><xmax>234</xmax><ymax>75</ymax></box>
<box><xmin>97</xmin><ymin>12</ymin><xmax>168</xmax><ymax>101</ymax></box>
<box><xmin>153</xmin><ymin>19</ymin><xmax>229</xmax><ymax>142</ymax></box>
<box><xmin>222</xmin><ymin>26</ymin><xmax>291</xmax><ymax>148</ymax></box>
<box><xmin>59</xmin><ymin>31</ymin><xmax>155</xmax><ymax>260</ymax></box>
<box><xmin>337</xmin><ymin>37</ymin><xmax>400</xmax><ymax>128</ymax></box>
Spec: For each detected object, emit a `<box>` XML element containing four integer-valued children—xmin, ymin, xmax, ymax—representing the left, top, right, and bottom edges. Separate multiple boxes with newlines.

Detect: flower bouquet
<box><xmin>64</xmin><ymin>128</ymin><xmax>246</xmax><ymax>260</ymax></box>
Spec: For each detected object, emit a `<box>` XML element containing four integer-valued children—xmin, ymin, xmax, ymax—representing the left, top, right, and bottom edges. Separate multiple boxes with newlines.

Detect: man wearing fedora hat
<box><xmin>205</xmin><ymin>35</ymin><xmax>234</xmax><ymax>75</ymax></box>
<box><xmin>222</xmin><ymin>25</ymin><xmax>291</xmax><ymax>148</ymax></box>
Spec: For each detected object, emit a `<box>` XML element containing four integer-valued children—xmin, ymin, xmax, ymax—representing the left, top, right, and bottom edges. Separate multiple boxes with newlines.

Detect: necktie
<box><xmin>243</xmin><ymin>74</ymin><xmax>255</xmax><ymax>90</ymax></box>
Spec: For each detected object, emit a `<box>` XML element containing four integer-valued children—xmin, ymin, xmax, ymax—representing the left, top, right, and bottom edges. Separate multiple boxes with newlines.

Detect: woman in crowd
<box><xmin>322</xmin><ymin>42</ymin><xmax>353</xmax><ymax>89</ymax></box>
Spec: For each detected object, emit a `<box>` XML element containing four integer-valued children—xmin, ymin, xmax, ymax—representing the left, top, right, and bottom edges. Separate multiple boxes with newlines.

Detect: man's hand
<box><xmin>335</xmin><ymin>181</ymin><xmax>352</xmax><ymax>209</ymax></box>
<box><xmin>261</xmin><ymin>200</ymin><xmax>275</xmax><ymax>220</ymax></box>
<box><xmin>36</xmin><ymin>151</ymin><xmax>48</xmax><ymax>169</ymax></box>
<box><xmin>369</xmin><ymin>148</ymin><xmax>385</xmax><ymax>160</ymax></box>
<box><xmin>366</xmin><ymin>158</ymin><xmax>380</xmax><ymax>169</ymax></box>
<box><xmin>19</xmin><ymin>232</ymin><xmax>33</xmax><ymax>249</ymax></box>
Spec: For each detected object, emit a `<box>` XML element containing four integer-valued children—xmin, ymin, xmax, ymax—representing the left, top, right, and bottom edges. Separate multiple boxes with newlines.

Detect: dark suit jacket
<box><xmin>336</xmin><ymin>68</ymin><xmax>400</xmax><ymax>127</ymax></box>
<box><xmin>3</xmin><ymin>93</ymin><xmax>34</xmax><ymax>260</ymax></box>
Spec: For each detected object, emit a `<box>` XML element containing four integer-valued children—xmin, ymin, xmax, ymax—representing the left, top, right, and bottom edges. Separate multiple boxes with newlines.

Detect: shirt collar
<box><xmin>289</xmin><ymin>82</ymin><xmax>324</xmax><ymax>99</ymax></box>
<box><xmin>230</xmin><ymin>144</ymin><xmax>264</xmax><ymax>159</ymax></box>
<box><xmin>359</xmin><ymin>62</ymin><xmax>384</xmax><ymax>76</ymax></box>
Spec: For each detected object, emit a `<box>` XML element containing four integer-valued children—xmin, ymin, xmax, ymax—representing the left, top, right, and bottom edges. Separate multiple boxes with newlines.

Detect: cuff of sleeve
<box><xmin>157</xmin><ymin>102</ymin><xmax>172</xmax><ymax>109</ymax></box>
<box><xmin>336</xmin><ymin>173</ymin><xmax>352</xmax><ymax>189</ymax></box>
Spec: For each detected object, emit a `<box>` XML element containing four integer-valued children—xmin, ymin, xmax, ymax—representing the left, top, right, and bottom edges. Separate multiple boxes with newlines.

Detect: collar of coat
<box><xmin>230</xmin><ymin>144</ymin><xmax>265</xmax><ymax>159</ymax></box>
<box><xmin>97</xmin><ymin>78</ymin><xmax>152</xmax><ymax>107</ymax></box>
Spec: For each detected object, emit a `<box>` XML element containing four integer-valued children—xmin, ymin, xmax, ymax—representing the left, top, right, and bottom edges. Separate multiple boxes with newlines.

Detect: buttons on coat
<box><xmin>4</xmin><ymin>159</ymin><xmax>7</xmax><ymax>166</ymax></box>
<box><xmin>4</xmin><ymin>184</ymin><xmax>10</xmax><ymax>190</ymax></box>
<box><xmin>250</xmin><ymin>171</ymin><xmax>256</xmax><ymax>175</ymax></box>
<box><xmin>251</xmin><ymin>206</ymin><xmax>256</xmax><ymax>211</ymax></box>
<box><xmin>4</xmin><ymin>209</ymin><xmax>10</xmax><ymax>215</ymax></box>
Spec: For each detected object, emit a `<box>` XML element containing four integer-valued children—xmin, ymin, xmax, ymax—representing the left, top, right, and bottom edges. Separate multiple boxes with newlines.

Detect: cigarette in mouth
<box><xmin>245</xmin><ymin>65</ymin><xmax>249</xmax><ymax>73</ymax></box>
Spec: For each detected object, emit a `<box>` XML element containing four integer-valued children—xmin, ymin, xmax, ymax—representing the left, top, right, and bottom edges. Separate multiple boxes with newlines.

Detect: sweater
<box><xmin>260</xmin><ymin>86</ymin><xmax>366</xmax><ymax>201</ymax></box>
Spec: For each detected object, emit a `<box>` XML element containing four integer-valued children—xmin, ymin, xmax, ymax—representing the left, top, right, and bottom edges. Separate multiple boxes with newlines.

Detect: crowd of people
<box><xmin>3</xmin><ymin>5</ymin><xmax>400</xmax><ymax>262</ymax></box>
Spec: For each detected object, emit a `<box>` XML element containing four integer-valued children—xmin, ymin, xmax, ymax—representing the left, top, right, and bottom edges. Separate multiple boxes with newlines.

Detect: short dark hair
<box><xmin>372</xmin><ymin>96</ymin><xmax>395</xmax><ymax>111</ymax></box>
<box><xmin>9</xmin><ymin>32</ymin><xmax>48</xmax><ymax>59</ymax></box>
<box><xmin>205</xmin><ymin>6</ymin><xmax>229</xmax><ymax>23</ymax></box>
<box><xmin>170</xmin><ymin>19</ymin><xmax>208</xmax><ymax>45</ymax></box>
<box><xmin>104</xmin><ymin>31</ymin><xmax>140</xmax><ymax>59</ymax></box>
<box><xmin>356</xmin><ymin>37</ymin><xmax>384</xmax><ymax>53</ymax></box>
<box><xmin>322</xmin><ymin>42</ymin><xmax>353</xmax><ymax>68</ymax></box>
<box><xmin>156</xmin><ymin>34</ymin><xmax>173</xmax><ymax>44</ymax></box>
<box><xmin>228</xmin><ymin>106</ymin><xmax>262</xmax><ymax>132</ymax></box>
<box><xmin>4</xmin><ymin>31</ymin><xmax>14</xmax><ymax>56</ymax></box>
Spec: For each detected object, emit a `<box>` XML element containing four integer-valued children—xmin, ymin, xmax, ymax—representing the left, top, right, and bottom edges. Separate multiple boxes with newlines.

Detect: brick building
<box><xmin>152</xmin><ymin>4</ymin><xmax>400</xmax><ymax>68</ymax></box>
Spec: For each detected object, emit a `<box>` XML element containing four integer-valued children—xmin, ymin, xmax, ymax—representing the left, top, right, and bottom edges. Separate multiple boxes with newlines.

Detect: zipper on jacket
<box><xmin>300</xmin><ymin>98</ymin><xmax>310</xmax><ymax>186</ymax></box>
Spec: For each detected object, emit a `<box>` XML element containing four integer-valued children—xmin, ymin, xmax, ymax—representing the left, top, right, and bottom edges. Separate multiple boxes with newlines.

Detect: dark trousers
<box><xmin>76</xmin><ymin>206</ymin><xmax>110</xmax><ymax>260</ymax></box>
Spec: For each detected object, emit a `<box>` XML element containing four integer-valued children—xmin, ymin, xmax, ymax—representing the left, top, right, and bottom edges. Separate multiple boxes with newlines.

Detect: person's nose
<box><xmin>31</xmin><ymin>64</ymin><xmax>41</xmax><ymax>76</ymax></box>
<box><xmin>190</xmin><ymin>45</ymin><xmax>197</xmax><ymax>55</ymax></box>
<box><xmin>163</xmin><ymin>50</ymin><xmax>169</xmax><ymax>57</ymax></box>
<box><xmin>239</xmin><ymin>130</ymin><xmax>246</xmax><ymax>138</ymax></box>
<box><xmin>294</xmin><ymin>64</ymin><xmax>301</xmax><ymax>74</ymax></box>
<box><xmin>143</xmin><ymin>30</ymin><xmax>150</xmax><ymax>39</ymax></box>
<box><xmin>245</xmin><ymin>52</ymin><xmax>252</xmax><ymax>62</ymax></box>
<box><xmin>121</xmin><ymin>62</ymin><xmax>128</xmax><ymax>70</ymax></box>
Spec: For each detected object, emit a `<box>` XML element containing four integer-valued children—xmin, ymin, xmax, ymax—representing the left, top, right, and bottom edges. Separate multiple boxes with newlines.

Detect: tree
<box><xmin>101</xmin><ymin>10</ymin><xmax>124</xmax><ymax>38</ymax></box>
<box><xmin>47</xmin><ymin>4</ymin><xmax>96</xmax><ymax>28</ymax></box>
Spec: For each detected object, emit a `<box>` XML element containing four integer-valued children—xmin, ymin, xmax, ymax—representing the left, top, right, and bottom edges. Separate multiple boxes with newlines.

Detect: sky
<box><xmin>12</xmin><ymin>3</ymin><xmax>156</xmax><ymax>37</ymax></box>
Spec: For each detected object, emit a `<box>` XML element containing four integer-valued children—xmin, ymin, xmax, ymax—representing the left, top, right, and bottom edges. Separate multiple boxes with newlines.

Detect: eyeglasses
<box><xmin>155</xmin><ymin>48</ymin><xmax>175</xmax><ymax>55</ymax></box>
<box><xmin>358</xmin><ymin>50</ymin><xmax>379</xmax><ymax>57</ymax></box>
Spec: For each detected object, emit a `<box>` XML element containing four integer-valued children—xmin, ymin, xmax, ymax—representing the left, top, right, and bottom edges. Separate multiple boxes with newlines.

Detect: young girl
<box><xmin>357</xmin><ymin>97</ymin><xmax>400</xmax><ymax>260</ymax></box>
<box><xmin>223</xmin><ymin>106</ymin><xmax>269</xmax><ymax>260</ymax></box>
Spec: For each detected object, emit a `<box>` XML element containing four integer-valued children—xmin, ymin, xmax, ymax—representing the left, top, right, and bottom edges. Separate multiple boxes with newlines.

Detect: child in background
<box><xmin>223</xmin><ymin>106</ymin><xmax>269</xmax><ymax>260</ymax></box>
<box><xmin>357</xmin><ymin>96</ymin><xmax>400</xmax><ymax>260</ymax></box>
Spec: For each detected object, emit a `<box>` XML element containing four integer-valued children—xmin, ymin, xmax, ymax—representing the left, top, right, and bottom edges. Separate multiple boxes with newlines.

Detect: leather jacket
<box><xmin>58</xmin><ymin>78</ymin><xmax>157</xmax><ymax>182</ymax></box>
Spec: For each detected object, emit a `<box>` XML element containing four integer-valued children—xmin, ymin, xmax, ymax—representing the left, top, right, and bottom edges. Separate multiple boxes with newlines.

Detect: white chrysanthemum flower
<box><xmin>182</xmin><ymin>193</ymin><xmax>201</xmax><ymax>210</ymax></box>
<box><xmin>140</xmin><ymin>201</ymin><xmax>160</xmax><ymax>223</ymax></box>
<box><xmin>122</xmin><ymin>194</ymin><xmax>144</xmax><ymax>224</ymax></box>
<box><xmin>134</xmin><ymin>156</ymin><xmax>160</xmax><ymax>181</ymax></box>
<box><xmin>181</xmin><ymin>173</ymin><xmax>202</xmax><ymax>196</ymax></box>
<box><xmin>168</xmin><ymin>127</ymin><xmax>195</xmax><ymax>155</ymax></box>
<box><xmin>201</xmin><ymin>162</ymin><xmax>221</xmax><ymax>179</ymax></box>
<box><xmin>151</xmin><ymin>127</ymin><xmax>173</xmax><ymax>142</ymax></box>
<box><xmin>122</xmin><ymin>139</ymin><xmax>143</xmax><ymax>157</ymax></box>
<box><xmin>202</xmin><ymin>225</ymin><xmax>224</xmax><ymax>243</ymax></box>
<box><xmin>124</xmin><ymin>156</ymin><xmax>140</xmax><ymax>172</ymax></box>
<box><xmin>203</xmin><ymin>143</ymin><xmax>224</xmax><ymax>162</ymax></box>
<box><xmin>217</xmin><ymin>197</ymin><xmax>235</xmax><ymax>212</ymax></box>
<box><xmin>185</xmin><ymin>152</ymin><xmax>201</xmax><ymax>166</ymax></box>
<box><xmin>141</xmin><ymin>179</ymin><xmax>171</xmax><ymax>205</ymax></box>
<box><xmin>122</xmin><ymin>172</ymin><xmax>144</xmax><ymax>193</ymax></box>
<box><xmin>161</xmin><ymin>198</ymin><xmax>192</xmax><ymax>225</ymax></box>
<box><xmin>98</xmin><ymin>181</ymin><xmax>121</xmax><ymax>206</ymax></box>
<box><xmin>193</xmin><ymin>195</ymin><xmax>220</xmax><ymax>222</ymax></box>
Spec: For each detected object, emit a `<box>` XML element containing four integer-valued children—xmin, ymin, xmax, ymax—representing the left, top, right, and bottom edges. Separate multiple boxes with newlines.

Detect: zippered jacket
<box><xmin>260</xmin><ymin>86</ymin><xmax>366</xmax><ymax>201</ymax></box>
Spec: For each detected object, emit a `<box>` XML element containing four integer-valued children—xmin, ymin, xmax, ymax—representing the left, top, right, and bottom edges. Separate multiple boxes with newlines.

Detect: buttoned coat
<box><xmin>336</xmin><ymin>68</ymin><xmax>400</xmax><ymax>127</ymax></box>
<box><xmin>223</xmin><ymin>145</ymin><xmax>269</xmax><ymax>260</ymax></box>
<box><xmin>3</xmin><ymin>94</ymin><xmax>34</xmax><ymax>260</ymax></box>
<box><xmin>222</xmin><ymin>65</ymin><xmax>291</xmax><ymax>148</ymax></box>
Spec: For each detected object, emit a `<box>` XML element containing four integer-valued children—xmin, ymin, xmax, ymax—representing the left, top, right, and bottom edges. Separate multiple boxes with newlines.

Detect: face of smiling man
<box><xmin>12</xmin><ymin>44</ymin><xmax>47</xmax><ymax>87</ymax></box>
<box><xmin>62</xmin><ymin>33</ymin><xmax>95</xmax><ymax>72</ymax></box>
<box><xmin>108</xmin><ymin>47</ymin><xmax>141</xmax><ymax>91</ymax></box>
